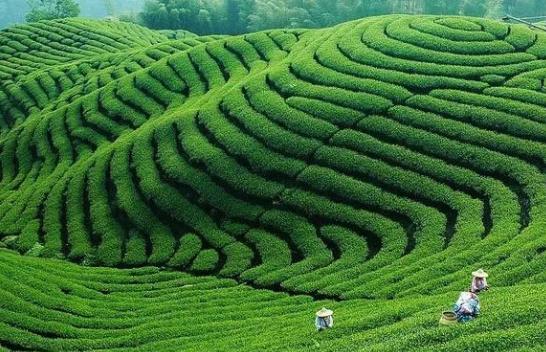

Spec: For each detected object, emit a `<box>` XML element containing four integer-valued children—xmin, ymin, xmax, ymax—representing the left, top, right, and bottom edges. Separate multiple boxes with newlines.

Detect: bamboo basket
<box><xmin>439</xmin><ymin>311</ymin><xmax>458</xmax><ymax>326</ymax></box>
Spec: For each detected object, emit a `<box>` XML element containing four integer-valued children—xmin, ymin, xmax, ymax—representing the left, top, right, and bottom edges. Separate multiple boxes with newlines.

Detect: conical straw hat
<box><xmin>316</xmin><ymin>307</ymin><xmax>333</xmax><ymax>317</ymax></box>
<box><xmin>472</xmin><ymin>268</ymin><xmax>489</xmax><ymax>278</ymax></box>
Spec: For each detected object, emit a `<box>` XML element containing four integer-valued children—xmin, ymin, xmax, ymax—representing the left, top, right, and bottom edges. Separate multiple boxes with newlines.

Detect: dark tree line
<box><xmin>136</xmin><ymin>0</ymin><xmax>546</xmax><ymax>34</ymax></box>
<box><xmin>1</xmin><ymin>0</ymin><xmax>546</xmax><ymax>33</ymax></box>
<box><xmin>139</xmin><ymin>0</ymin><xmax>546</xmax><ymax>34</ymax></box>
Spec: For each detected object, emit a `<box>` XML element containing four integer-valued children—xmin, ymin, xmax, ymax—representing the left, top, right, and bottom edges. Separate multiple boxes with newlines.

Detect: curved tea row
<box><xmin>0</xmin><ymin>249</ymin><xmax>545</xmax><ymax>351</ymax></box>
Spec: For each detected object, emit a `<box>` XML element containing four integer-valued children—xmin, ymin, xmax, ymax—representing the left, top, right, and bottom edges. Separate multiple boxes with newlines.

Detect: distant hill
<box><xmin>0</xmin><ymin>0</ymin><xmax>145</xmax><ymax>29</ymax></box>
<box><xmin>0</xmin><ymin>15</ymin><xmax>545</xmax><ymax>351</ymax></box>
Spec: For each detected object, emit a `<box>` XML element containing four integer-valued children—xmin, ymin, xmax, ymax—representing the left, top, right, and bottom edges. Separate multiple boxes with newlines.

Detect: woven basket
<box><xmin>439</xmin><ymin>311</ymin><xmax>458</xmax><ymax>326</ymax></box>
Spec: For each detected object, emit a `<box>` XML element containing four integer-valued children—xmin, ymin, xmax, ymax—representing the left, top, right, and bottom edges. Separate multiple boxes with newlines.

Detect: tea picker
<box><xmin>315</xmin><ymin>307</ymin><xmax>334</xmax><ymax>331</ymax></box>
<box><xmin>453</xmin><ymin>290</ymin><xmax>481</xmax><ymax>323</ymax></box>
<box><xmin>439</xmin><ymin>289</ymin><xmax>481</xmax><ymax>325</ymax></box>
<box><xmin>440</xmin><ymin>269</ymin><xmax>489</xmax><ymax>325</ymax></box>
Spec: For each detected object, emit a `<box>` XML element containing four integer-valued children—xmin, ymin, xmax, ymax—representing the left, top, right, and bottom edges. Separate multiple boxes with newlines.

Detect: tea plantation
<box><xmin>0</xmin><ymin>15</ymin><xmax>545</xmax><ymax>351</ymax></box>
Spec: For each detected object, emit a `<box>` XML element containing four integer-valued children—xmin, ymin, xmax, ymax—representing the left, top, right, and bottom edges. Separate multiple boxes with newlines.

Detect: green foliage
<box><xmin>190</xmin><ymin>248</ymin><xmax>219</xmax><ymax>272</ymax></box>
<box><xmin>168</xmin><ymin>233</ymin><xmax>202</xmax><ymax>267</ymax></box>
<box><xmin>2</xmin><ymin>249</ymin><xmax>546</xmax><ymax>351</ymax></box>
<box><xmin>135</xmin><ymin>0</ymin><xmax>546</xmax><ymax>35</ymax></box>
<box><xmin>121</xmin><ymin>230</ymin><xmax>145</xmax><ymax>265</ymax></box>
<box><xmin>26</xmin><ymin>0</ymin><xmax>80</xmax><ymax>22</ymax></box>
<box><xmin>1</xmin><ymin>13</ymin><xmax>546</xmax><ymax>351</ymax></box>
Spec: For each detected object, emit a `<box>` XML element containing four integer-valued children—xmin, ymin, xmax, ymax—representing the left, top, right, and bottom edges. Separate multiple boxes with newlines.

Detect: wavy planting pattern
<box><xmin>0</xmin><ymin>15</ymin><xmax>545</xmax><ymax>337</ymax></box>
<box><xmin>0</xmin><ymin>249</ymin><xmax>545</xmax><ymax>351</ymax></box>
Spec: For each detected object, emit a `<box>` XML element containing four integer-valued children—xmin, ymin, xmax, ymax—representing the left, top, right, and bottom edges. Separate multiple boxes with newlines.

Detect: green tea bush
<box><xmin>505</xmin><ymin>24</ymin><xmax>537</xmax><ymax>51</ymax></box>
<box><xmin>168</xmin><ymin>233</ymin><xmax>202</xmax><ymax>268</ymax></box>
<box><xmin>123</xmin><ymin>229</ymin><xmax>148</xmax><ymax>266</ymax></box>
<box><xmin>190</xmin><ymin>248</ymin><xmax>219</xmax><ymax>273</ymax></box>
<box><xmin>222</xmin><ymin>88</ymin><xmax>323</xmax><ymax>157</ymax></box>
<box><xmin>413</xmin><ymin>19</ymin><xmax>495</xmax><ymax>41</ymax></box>
<box><xmin>362</xmin><ymin>19</ymin><xmax>531</xmax><ymax>67</ymax></box>
<box><xmin>240</xmin><ymin>229</ymin><xmax>292</xmax><ymax>282</ymax></box>
<box><xmin>89</xmin><ymin>151</ymin><xmax>124</xmax><ymax>266</ymax></box>
<box><xmin>245</xmin><ymin>32</ymin><xmax>286</xmax><ymax>62</ymax></box>
<box><xmin>388</xmin><ymin>18</ymin><xmax>513</xmax><ymax>55</ymax></box>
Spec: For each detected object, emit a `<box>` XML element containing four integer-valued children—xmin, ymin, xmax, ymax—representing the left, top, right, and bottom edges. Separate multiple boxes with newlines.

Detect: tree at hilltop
<box><xmin>26</xmin><ymin>0</ymin><xmax>80</xmax><ymax>22</ymax></box>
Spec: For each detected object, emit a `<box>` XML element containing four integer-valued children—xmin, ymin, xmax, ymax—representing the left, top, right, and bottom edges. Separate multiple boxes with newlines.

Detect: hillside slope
<box><xmin>0</xmin><ymin>18</ymin><xmax>169</xmax><ymax>81</ymax></box>
<box><xmin>1</xmin><ymin>249</ymin><xmax>545</xmax><ymax>351</ymax></box>
<box><xmin>0</xmin><ymin>15</ymin><xmax>545</xmax><ymax>351</ymax></box>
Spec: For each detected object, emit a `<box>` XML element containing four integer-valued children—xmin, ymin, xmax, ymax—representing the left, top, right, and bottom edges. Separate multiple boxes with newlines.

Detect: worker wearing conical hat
<box><xmin>315</xmin><ymin>307</ymin><xmax>333</xmax><ymax>331</ymax></box>
<box><xmin>470</xmin><ymin>269</ymin><xmax>489</xmax><ymax>294</ymax></box>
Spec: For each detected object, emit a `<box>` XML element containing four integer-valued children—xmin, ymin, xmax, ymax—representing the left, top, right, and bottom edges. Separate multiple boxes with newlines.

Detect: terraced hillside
<box><xmin>0</xmin><ymin>15</ymin><xmax>546</xmax><ymax>351</ymax></box>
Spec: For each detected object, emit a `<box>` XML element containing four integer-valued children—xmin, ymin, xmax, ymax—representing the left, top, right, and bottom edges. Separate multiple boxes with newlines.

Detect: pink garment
<box><xmin>471</xmin><ymin>276</ymin><xmax>488</xmax><ymax>292</ymax></box>
<box><xmin>455</xmin><ymin>292</ymin><xmax>478</xmax><ymax>314</ymax></box>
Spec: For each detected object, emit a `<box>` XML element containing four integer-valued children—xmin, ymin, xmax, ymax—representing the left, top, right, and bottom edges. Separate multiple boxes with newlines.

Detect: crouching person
<box><xmin>315</xmin><ymin>308</ymin><xmax>334</xmax><ymax>331</ymax></box>
<box><xmin>454</xmin><ymin>290</ymin><xmax>480</xmax><ymax>323</ymax></box>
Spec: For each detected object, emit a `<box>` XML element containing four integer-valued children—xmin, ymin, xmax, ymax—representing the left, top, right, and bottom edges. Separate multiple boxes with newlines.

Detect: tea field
<box><xmin>0</xmin><ymin>15</ymin><xmax>545</xmax><ymax>351</ymax></box>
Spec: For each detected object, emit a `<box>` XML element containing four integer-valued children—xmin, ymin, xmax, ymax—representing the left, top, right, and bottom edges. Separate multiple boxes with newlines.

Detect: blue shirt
<box><xmin>315</xmin><ymin>316</ymin><xmax>333</xmax><ymax>330</ymax></box>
